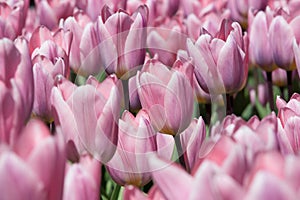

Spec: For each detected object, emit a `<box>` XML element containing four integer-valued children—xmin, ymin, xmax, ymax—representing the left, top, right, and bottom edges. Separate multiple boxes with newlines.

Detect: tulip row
<box><xmin>1</xmin><ymin>0</ymin><xmax>300</xmax><ymax>199</ymax></box>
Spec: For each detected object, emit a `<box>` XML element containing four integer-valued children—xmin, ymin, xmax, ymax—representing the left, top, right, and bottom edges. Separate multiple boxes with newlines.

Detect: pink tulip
<box><xmin>106</xmin><ymin>110</ymin><xmax>174</xmax><ymax>186</ymax></box>
<box><xmin>78</xmin><ymin>5</ymin><xmax>148</xmax><ymax>79</ymax></box>
<box><xmin>51</xmin><ymin>75</ymin><xmax>122</xmax><ymax>163</ymax></box>
<box><xmin>269</xmin><ymin>15</ymin><xmax>296</xmax><ymax>70</ymax></box>
<box><xmin>187</xmin><ymin>20</ymin><xmax>248</xmax><ymax>95</ymax></box>
<box><xmin>35</xmin><ymin>0</ymin><xmax>75</xmax><ymax>30</ymax></box>
<box><xmin>227</xmin><ymin>0</ymin><xmax>267</xmax><ymax>27</ymax></box>
<box><xmin>249</xmin><ymin>83</ymin><xmax>268</xmax><ymax>106</ymax></box>
<box><xmin>29</xmin><ymin>26</ymin><xmax>72</xmax><ymax>120</ymax></box>
<box><xmin>0</xmin><ymin>38</ymin><xmax>33</xmax><ymax>145</ymax></box>
<box><xmin>59</xmin><ymin>11</ymin><xmax>92</xmax><ymax>74</ymax></box>
<box><xmin>63</xmin><ymin>155</ymin><xmax>101</xmax><ymax>200</ymax></box>
<box><xmin>277</xmin><ymin>94</ymin><xmax>300</xmax><ymax>154</ymax></box>
<box><xmin>180</xmin><ymin>117</ymin><xmax>206</xmax><ymax>172</ymax></box>
<box><xmin>149</xmin><ymin>156</ymin><xmax>245</xmax><ymax>200</ymax></box>
<box><xmin>123</xmin><ymin>184</ymin><xmax>166</xmax><ymax>200</ymax></box>
<box><xmin>147</xmin><ymin>18</ymin><xmax>187</xmax><ymax>67</ymax></box>
<box><xmin>12</xmin><ymin>119</ymin><xmax>66</xmax><ymax>200</ymax></box>
<box><xmin>136</xmin><ymin>59</ymin><xmax>194</xmax><ymax>135</ymax></box>
<box><xmin>0</xmin><ymin>0</ymin><xmax>29</xmax><ymax>39</ymax></box>
<box><xmin>249</xmin><ymin>10</ymin><xmax>276</xmax><ymax>71</ymax></box>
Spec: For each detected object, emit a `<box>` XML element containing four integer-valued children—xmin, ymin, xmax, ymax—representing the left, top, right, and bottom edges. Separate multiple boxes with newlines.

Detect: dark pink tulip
<box><xmin>187</xmin><ymin>21</ymin><xmax>248</xmax><ymax>95</ymax></box>
<box><xmin>0</xmin><ymin>38</ymin><xmax>33</xmax><ymax>145</ymax></box>
<box><xmin>137</xmin><ymin>59</ymin><xmax>194</xmax><ymax>135</ymax></box>
<box><xmin>63</xmin><ymin>155</ymin><xmax>101</xmax><ymax>200</ymax></box>
<box><xmin>13</xmin><ymin>119</ymin><xmax>66</xmax><ymax>200</ymax></box>
<box><xmin>35</xmin><ymin>0</ymin><xmax>75</xmax><ymax>30</ymax></box>
<box><xmin>52</xmin><ymin>75</ymin><xmax>122</xmax><ymax>163</ymax></box>
<box><xmin>106</xmin><ymin>110</ymin><xmax>174</xmax><ymax>186</ymax></box>
<box><xmin>0</xmin><ymin>0</ymin><xmax>29</xmax><ymax>39</ymax></box>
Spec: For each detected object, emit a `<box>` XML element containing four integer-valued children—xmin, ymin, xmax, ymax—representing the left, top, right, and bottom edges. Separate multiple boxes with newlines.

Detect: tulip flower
<box><xmin>147</xmin><ymin>17</ymin><xmax>187</xmax><ymax>67</ymax></box>
<box><xmin>0</xmin><ymin>38</ymin><xmax>33</xmax><ymax>145</ymax></box>
<box><xmin>187</xmin><ymin>21</ymin><xmax>247</xmax><ymax>95</ymax></box>
<box><xmin>136</xmin><ymin>59</ymin><xmax>194</xmax><ymax>135</ymax></box>
<box><xmin>63</xmin><ymin>155</ymin><xmax>101</xmax><ymax>200</ymax></box>
<box><xmin>51</xmin><ymin>75</ymin><xmax>123</xmax><ymax>163</ymax></box>
<box><xmin>276</xmin><ymin>94</ymin><xmax>300</xmax><ymax>154</ymax></box>
<box><xmin>106</xmin><ymin>110</ymin><xmax>174</xmax><ymax>187</ymax></box>
<box><xmin>227</xmin><ymin>0</ymin><xmax>267</xmax><ymax>28</ymax></box>
<box><xmin>79</xmin><ymin>5</ymin><xmax>148</xmax><ymax>79</ymax></box>
<box><xmin>0</xmin><ymin>0</ymin><xmax>29</xmax><ymax>39</ymax></box>
<box><xmin>29</xmin><ymin>26</ymin><xmax>72</xmax><ymax>121</ymax></box>
<box><xmin>12</xmin><ymin>119</ymin><xmax>66</xmax><ymax>200</ymax></box>
<box><xmin>35</xmin><ymin>0</ymin><xmax>75</xmax><ymax>30</ymax></box>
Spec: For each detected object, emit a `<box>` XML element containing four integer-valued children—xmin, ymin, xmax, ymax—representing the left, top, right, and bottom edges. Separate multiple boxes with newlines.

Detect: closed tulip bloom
<box><xmin>137</xmin><ymin>59</ymin><xmax>194</xmax><ymax>135</ymax></box>
<box><xmin>269</xmin><ymin>16</ymin><xmax>296</xmax><ymax>71</ymax></box>
<box><xmin>106</xmin><ymin>110</ymin><xmax>174</xmax><ymax>187</ymax></box>
<box><xmin>0</xmin><ymin>38</ymin><xmax>33</xmax><ymax>145</ymax></box>
<box><xmin>79</xmin><ymin>6</ymin><xmax>148</xmax><ymax>79</ymax></box>
<box><xmin>0</xmin><ymin>0</ymin><xmax>29</xmax><ymax>39</ymax></box>
<box><xmin>187</xmin><ymin>21</ymin><xmax>248</xmax><ymax>95</ymax></box>
<box><xmin>35</xmin><ymin>0</ymin><xmax>75</xmax><ymax>30</ymax></box>
<box><xmin>13</xmin><ymin>119</ymin><xmax>66</xmax><ymax>200</ymax></box>
<box><xmin>249</xmin><ymin>11</ymin><xmax>275</xmax><ymax>71</ymax></box>
<box><xmin>52</xmin><ymin>75</ymin><xmax>122</xmax><ymax>163</ymax></box>
<box><xmin>30</xmin><ymin>26</ymin><xmax>72</xmax><ymax>121</ymax></box>
<box><xmin>63</xmin><ymin>155</ymin><xmax>101</xmax><ymax>200</ymax></box>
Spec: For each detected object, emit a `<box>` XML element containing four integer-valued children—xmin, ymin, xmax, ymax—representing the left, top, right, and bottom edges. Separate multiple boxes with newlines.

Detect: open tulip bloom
<box><xmin>3</xmin><ymin>0</ymin><xmax>300</xmax><ymax>199</ymax></box>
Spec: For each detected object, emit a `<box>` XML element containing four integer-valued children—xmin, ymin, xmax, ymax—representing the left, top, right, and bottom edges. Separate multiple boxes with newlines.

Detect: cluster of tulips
<box><xmin>2</xmin><ymin>0</ymin><xmax>300</xmax><ymax>199</ymax></box>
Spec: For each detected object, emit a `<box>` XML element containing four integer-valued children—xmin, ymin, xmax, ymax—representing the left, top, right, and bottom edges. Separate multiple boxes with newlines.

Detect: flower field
<box><xmin>1</xmin><ymin>0</ymin><xmax>300</xmax><ymax>199</ymax></box>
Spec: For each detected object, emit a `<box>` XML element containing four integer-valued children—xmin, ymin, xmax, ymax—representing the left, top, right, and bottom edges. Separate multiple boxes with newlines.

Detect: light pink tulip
<box><xmin>249</xmin><ymin>10</ymin><xmax>276</xmax><ymax>71</ymax></box>
<box><xmin>106</xmin><ymin>110</ymin><xmax>174</xmax><ymax>186</ymax></box>
<box><xmin>187</xmin><ymin>20</ymin><xmax>248</xmax><ymax>95</ymax></box>
<box><xmin>13</xmin><ymin>119</ymin><xmax>66</xmax><ymax>200</ymax></box>
<box><xmin>227</xmin><ymin>0</ymin><xmax>267</xmax><ymax>27</ymax></box>
<box><xmin>0</xmin><ymin>0</ymin><xmax>29</xmax><ymax>39</ymax></box>
<box><xmin>0</xmin><ymin>38</ymin><xmax>33</xmax><ymax>145</ymax></box>
<box><xmin>63</xmin><ymin>155</ymin><xmax>101</xmax><ymax>200</ymax></box>
<box><xmin>147</xmin><ymin>18</ymin><xmax>187</xmax><ymax>67</ymax></box>
<box><xmin>78</xmin><ymin>6</ymin><xmax>148</xmax><ymax>79</ymax></box>
<box><xmin>269</xmin><ymin>15</ymin><xmax>296</xmax><ymax>70</ymax></box>
<box><xmin>29</xmin><ymin>26</ymin><xmax>72</xmax><ymax>120</ymax></box>
<box><xmin>51</xmin><ymin>75</ymin><xmax>122</xmax><ymax>163</ymax></box>
<box><xmin>180</xmin><ymin>117</ymin><xmax>206</xmax><ymax>172</ymax></box>
<box><xmin>137</xmin><ymin>59</ymin><xmax>194</xmax><ymax>135</ymax></box>
<box><xmin>35</xmin><ymin>0</ymin><xmax>75</xmax><ymax>30</ymax></box>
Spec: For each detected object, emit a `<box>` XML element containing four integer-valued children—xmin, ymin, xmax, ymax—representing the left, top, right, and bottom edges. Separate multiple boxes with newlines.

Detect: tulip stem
<box><xmin>286</xmin><ymin>70</ymin><xmax>293</xmax><ymax>99</ymax></box>
<box><xmin>205</xmin><ymin>103</ymin><xmax>211</xmax><ymax>125</ymax></box>
<box><xmin>226</xmin><ymin>94</ymin><xmax>233</xmax><ymax>115</ymax></box>
<box><xmin>110</xmin><ymin>184</ymin><xmax>121</xmax><ymax>200</ymax></box>
<box><xmin>122</xmin><ymin>79</ymin><xmax>129</xmax><ymax>111</ymax></box>
<box><xmin>174</xmin><ymin>136</ymin><xmax>186</xmax><ymax>171</ymax></box>
<box><xmin>266</xmin><ymin>72</ymin><xmax>274</xmax><ymax>110</ymax></box>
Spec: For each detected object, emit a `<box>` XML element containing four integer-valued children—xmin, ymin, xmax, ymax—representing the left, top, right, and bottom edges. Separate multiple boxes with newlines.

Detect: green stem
<box><xmin>110</xmin><ymin>184</ymin><xmax>121</xmax><ymax>200</ymax></box>
<box><xmin>286</xmin><ymin>70</ymin><xmax>293</xmax><ymax>99</ymax></box>
<box><xmin>174</xmin><ymin>135</ymin><xmax>186</xmax><ymax>171</ymax></box>
<box><xmin>266</xmin><ymin>71</ymin><xmax>274</xmax><ymax>110</ymax></box>
<box><xmin>122</xmin><ymin>79</ymin><xmax>129</xmax><ymax>111</ymax></box>
<box><xmin>226</xmin><ymin>94</ymin><xmax>233</xmax><ymax>115</ymax></box>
